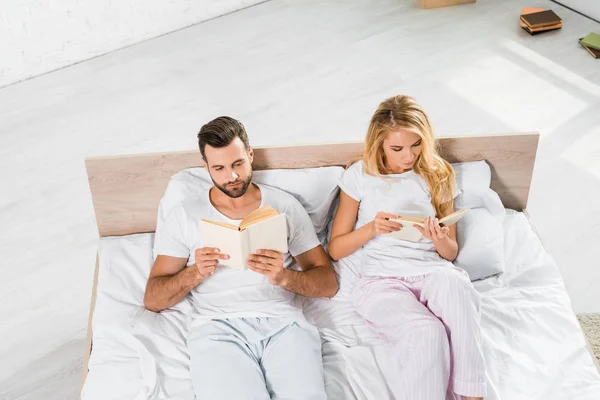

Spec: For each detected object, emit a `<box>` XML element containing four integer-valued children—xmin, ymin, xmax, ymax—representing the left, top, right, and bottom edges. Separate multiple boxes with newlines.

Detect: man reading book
<box><xmin>143</xmin><ymin>116</ymin><xmax>338</xmax><ymax>400</ymax></box>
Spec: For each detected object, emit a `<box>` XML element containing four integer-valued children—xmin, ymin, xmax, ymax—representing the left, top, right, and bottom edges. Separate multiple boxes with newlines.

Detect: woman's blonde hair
<box><xmin>362</xmin><ymin>95</ymin><xmax>455</xmax><ymax>217</ymax></box>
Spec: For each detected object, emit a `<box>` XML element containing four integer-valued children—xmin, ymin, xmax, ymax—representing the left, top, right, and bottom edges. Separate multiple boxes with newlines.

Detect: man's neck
<box><xmin>209</xmin><ymin>183</ymin><xmax>262</xmax><ymax>220</ymax></box>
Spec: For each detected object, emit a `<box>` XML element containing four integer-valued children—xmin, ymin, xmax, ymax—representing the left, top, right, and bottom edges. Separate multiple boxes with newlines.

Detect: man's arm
<box><xmin>284</xmin><ymin>246</ymin><xmax>339</xmax><ymax>298</ymax></box>
<box><xmin>144</xmin><ymin>255</ymin><xmax>199</xmax><ymax>312</ymax></box>
<box><xmin>144</xmin><ymin>248</ymin><xmax>229</xmax><ymax>312</ymax></box>
<box><xmin>247</xmin><ymin>246</ymin><xmax>339</xmax><ymax>298</ymax></box>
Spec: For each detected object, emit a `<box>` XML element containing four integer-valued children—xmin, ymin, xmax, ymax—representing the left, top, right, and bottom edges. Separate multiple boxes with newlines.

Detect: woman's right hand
<box><xmin>369</xmin><ymin>212</ymin><xmax>403</xmax><ymax>237</ymax></box>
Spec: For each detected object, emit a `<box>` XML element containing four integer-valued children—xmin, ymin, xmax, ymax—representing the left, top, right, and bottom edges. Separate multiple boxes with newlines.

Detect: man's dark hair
<box><xmin>197</xmin><ymin>116</ymin><xmax>250</xmax><ymax>161</ymax></box>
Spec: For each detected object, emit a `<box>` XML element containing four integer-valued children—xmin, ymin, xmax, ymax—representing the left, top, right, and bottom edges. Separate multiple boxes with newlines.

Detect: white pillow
<box><xmin>157</xmin><ymin>168</ymin><xmax>212</xmax><ymax>229</ymax></box>
<box><xmin>453</xmin><ymin>160</ymin><xmax>505</xmax><ymax>217</ymax></box>
<box><xmin>454</xmin><ymin>208</ymin><xmax>505</xmax><ymax>281</ymax></box>
<box><xmin>253</xmin><ymin>167</ymin><xmax>344</xmax><ymax>238</ymax></box>
<box><xmin>451</xmin><ymin>161</ymin><xmax>506</xmax><ymax>280</ymax></box>
<box><xmin>157</xmin><ymin>166</ymin><xmax>344</xmax><ymax>242</ymax></box>
<box><xmin>453</xmin><ymin>160</ymin><xmax>491</xmax><ymax>190</ymax></box>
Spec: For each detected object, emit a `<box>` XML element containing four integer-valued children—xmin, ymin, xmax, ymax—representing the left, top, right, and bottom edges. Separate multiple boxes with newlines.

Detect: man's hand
<box><xmin>194</xmin><ymin>247</ymin><xmax>229</xmax><ymax>280</ymax></box>
<box><xmin>247</xmin><ymin>249</ymin><xmax>287</xmax><ymax>286</ymax></box>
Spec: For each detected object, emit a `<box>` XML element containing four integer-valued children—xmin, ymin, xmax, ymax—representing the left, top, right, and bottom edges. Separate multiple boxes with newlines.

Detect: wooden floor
<box><xmin>1</xmin><ymin>0</ymin><xmax>600</xmax><ymax>398</ymax></box>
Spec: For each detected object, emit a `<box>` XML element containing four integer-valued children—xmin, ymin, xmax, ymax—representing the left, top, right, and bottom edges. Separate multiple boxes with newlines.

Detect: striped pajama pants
<box><xmin>353</xmin><ymin>266</ymin><xmax>487</xmax><ymax>400</ymax></box>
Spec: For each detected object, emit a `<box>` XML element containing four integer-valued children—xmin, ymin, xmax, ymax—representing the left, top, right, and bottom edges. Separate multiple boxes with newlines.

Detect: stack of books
<box><xmin>520</xmin><ymin>8</ymin><xmax>562</xmax><ymax>35</ymax></box>
<box><xmin>579</xmin><ymin>33</ymin><xmax>600</xmax><ymax>59</ymax></box>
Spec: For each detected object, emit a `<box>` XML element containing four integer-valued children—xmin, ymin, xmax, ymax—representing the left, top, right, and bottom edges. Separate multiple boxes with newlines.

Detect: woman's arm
<box><xmin>328</xmin><ymin>191</ymin><xmax>401</xmax><ymax>261</ymax></box>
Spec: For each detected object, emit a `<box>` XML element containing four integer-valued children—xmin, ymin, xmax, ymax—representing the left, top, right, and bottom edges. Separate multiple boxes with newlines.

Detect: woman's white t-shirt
<box><xmin>338</xmin><ymin>160</ymin><xmax>460</xmax><ymax>278</ymax></box>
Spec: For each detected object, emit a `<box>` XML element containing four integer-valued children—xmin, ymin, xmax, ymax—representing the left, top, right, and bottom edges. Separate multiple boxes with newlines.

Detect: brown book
<box><xmin>522</xmin><ymin>22</ymin><xmax>563</xmax><ymax>35</ymax></box>
<box><xmin>520</xmin><ymin>16</ymin><xmax>562</xmax><ymax>29</ymax></box>
<box><xmin>520</xmin><ymin>8</ymin><xmax>558</xmax><ymax>29</ymax></box>
<box><xmin>520</xmin><ymin>10</ymin><xmax>561</xmax><ymax>28</ymax></box>
<box><xmin>579</xmin><ymin>38</ymin><xmax>600</xmax><ymax>59</ymax></box>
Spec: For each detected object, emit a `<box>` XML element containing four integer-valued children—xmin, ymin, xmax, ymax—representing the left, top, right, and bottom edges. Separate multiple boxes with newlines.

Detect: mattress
<box><xmin>81</xmin><ymin>210</ymin><xmax>600</xmax><ymax>399</ymax></box>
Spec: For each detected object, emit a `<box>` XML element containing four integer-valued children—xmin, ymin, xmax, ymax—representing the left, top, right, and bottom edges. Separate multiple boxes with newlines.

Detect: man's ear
<box><xmin>201</xmin><ymin>157</ymin><xmax>208</xmax><ymax>169</ymax></box>
<box><xmin>248</xmin><ymin>147</ymin><xmax>254</xmax><ymax>164</ymax></box>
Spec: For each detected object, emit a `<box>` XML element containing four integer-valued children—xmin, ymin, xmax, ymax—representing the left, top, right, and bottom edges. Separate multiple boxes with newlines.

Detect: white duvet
<box><xmin>82</xmin><ymin>210</ymin><xmax>600</xmax><ymax>400</ymax></box>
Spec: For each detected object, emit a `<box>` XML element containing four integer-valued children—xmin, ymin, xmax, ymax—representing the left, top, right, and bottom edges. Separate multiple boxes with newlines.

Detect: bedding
<box><xmin>82</xmin><ymin>210</ymin><xmax>600</xmax><ymax>400</ymax></box>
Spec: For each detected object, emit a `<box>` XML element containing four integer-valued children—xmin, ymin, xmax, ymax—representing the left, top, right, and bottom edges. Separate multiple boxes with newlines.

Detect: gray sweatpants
<box><xmin>188</xmin><ymin>317</ymin><xmax>327</xmax><ymax>400</ymax></box>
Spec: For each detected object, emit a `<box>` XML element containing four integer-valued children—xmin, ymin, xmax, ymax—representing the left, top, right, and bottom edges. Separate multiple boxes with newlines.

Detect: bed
<box><xmin>80</xmin><ymin>133</ymin><xmax>600</xmax><ymax>399</ymax></box>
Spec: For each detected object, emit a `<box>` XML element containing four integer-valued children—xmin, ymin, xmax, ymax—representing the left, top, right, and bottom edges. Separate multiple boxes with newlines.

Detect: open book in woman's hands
<box><xmin>385</xmin><ymin>208</ymin><xmax>469</xmax><ymax>242</ymax></box>
<box><xmin>199</xmin><ymin>206</ymin><xmax>288</xmax><ymax>270</ymax></box>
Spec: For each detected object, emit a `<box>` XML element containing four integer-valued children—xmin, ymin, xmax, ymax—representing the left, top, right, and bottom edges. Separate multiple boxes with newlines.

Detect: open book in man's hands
<box><xmin>385</xmin><ymin>209</ymin><xmax>469</xmax><ymax>242</ymax></box>
<box><xmin>199</xmin><ymin>205</ymin><xmax>288</xmax><ymax>270</ymax></box>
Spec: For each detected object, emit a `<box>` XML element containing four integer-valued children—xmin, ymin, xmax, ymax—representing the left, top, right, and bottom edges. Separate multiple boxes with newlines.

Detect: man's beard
<box><xmin>212</xmin><ymin>172</ymin><xmax>253</xmax><ymax>198</ymax></box>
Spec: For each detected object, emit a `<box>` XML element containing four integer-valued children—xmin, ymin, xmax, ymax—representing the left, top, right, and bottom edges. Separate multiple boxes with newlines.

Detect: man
<box><xmin>144</xmin><ymin>116</ymin><xmax>338</xmax><ymax>399</ymax></box>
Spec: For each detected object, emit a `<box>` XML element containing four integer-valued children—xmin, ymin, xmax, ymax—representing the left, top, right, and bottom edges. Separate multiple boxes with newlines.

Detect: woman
<box><xmin>328</xmin><ymin>95</ymin><xmax>486</xmax><ymax>400</ymax></box>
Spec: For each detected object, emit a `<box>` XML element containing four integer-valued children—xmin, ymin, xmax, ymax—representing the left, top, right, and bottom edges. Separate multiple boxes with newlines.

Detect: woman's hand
<box><xmin>415</xmin><ymin>216</ymin><xmax>450</xmax><ymax>242</ymax></box>
<box><xmin>369</xmin><ymin>211</ymin><xmax>403</xmax><ymax>237</ymax></box>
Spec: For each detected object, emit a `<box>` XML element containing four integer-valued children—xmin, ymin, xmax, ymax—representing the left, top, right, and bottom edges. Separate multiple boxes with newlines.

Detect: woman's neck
<box><xmin>385</xmin><ymin>163</ymin><xmax>412</xmax><ymax>175</ymax></box>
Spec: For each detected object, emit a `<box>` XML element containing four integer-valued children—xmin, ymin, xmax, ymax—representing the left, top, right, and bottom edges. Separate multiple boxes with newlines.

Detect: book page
<box><xmin>387</xmin><ymin>212</ymin><xmax>425</xmax><ymax>242</ymax></box>
<box><xmin>200</xmin><ymin>218</ymin><xmax>240</xmax><ymax>231</ymax></box>
<box><xmin>385</xmin><ymin>223</ymin><xmax>423</xmax><ymax>242</ymax></box>
<box><xmin>391</xmin><ymin>209</ymin><xmax>469</xmax><ymax>228</ymax></box>
<box><xmin>439</xmin><ymin>208</ymin><xmax>469</xmax><ymax>227</ymax></box>
<box><xmin>245</xmin><ymin>213</ymin><xmax>288</xmax><ymax>258</ymax></box>
<box><xmin>386</xmin><ymin>209</ymin><xmax>468</xmax><ymax>242</ymax></box>
<box><xmin>199</xmin><ymin>220</ymin><xmax>246</xmax><ymax>269</ymax></box>
<box><xmin>390</xmin><ymin>216</ymin><xmax>426</xmax><ymax>227</ymax></box>
<box><xmin>239</xmin><ymin>205</ymin><xmax>279</xmax><ymax>230</ymax></box>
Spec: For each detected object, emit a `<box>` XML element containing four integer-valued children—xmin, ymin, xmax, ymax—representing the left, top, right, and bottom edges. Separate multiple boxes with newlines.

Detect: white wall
<box><xmin>555</xmin><ymin>0</ymin><xmax>600</xmax><ymax>21</ymax></box>
<box><xmin>0</xmin><ymin>0</ymin><xmax>265</xmax><ymax>88</ymax></box>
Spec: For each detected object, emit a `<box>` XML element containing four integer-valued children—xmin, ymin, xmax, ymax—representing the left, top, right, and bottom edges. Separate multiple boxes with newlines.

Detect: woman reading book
<box><xmin>328</xmin><ymin>95</ymin><xmax>486</xmax><ymax>400</ymax></box>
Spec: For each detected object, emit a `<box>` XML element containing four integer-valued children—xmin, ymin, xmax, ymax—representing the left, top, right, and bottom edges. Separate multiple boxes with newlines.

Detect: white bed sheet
<box><xmin>82</xmin><ymin>210</ymin><xmax>600</xmax><ymax>400</ymax></box>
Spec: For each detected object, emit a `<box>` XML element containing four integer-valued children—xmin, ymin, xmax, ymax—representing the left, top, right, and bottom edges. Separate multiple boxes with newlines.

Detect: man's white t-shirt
<box><xmin>338</xmin><ymin>160</ymin><xmax>460</xmax><ymax>278</ymax></box>
<box><xmin>153</xmin><ymin>183</ymin><xmax>320</xmax><ymax>321</ymax></box>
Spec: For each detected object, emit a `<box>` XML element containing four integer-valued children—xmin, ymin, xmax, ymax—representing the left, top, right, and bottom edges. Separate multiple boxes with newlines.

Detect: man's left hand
<box><xmin>247</xmin><ymin>249</ymin><xmax>288</xmax><ymax>286</ymax></box>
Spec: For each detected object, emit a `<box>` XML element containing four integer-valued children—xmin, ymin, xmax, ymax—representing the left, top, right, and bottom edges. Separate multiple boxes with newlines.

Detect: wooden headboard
<box><xmin>85</xmin><ymin>133</ymin><xmax>539</xmax><ymax>237</ymax></box>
